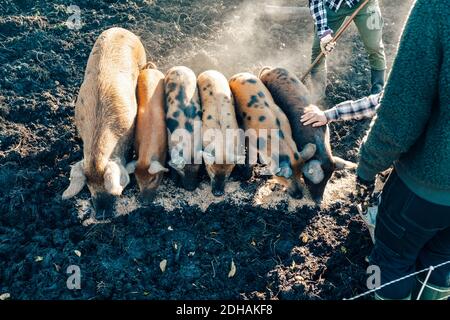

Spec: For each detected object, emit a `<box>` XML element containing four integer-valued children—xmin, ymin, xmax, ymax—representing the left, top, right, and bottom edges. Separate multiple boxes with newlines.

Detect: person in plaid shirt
<box><xmin>301</xmin><ymin>92</ymin><xmax>381</xmax><ymax>127</ymax></box>
<box><xmin>309</xmin><ymin>0</ymin><xmax>386</xmax><ymax>98</ymax></box>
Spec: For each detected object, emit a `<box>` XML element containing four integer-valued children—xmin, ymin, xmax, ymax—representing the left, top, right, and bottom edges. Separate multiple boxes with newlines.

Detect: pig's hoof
<box><xmin>313</xmin><ymin>197</ymin><xmax>323</xmax><ymax>205</ymax></box>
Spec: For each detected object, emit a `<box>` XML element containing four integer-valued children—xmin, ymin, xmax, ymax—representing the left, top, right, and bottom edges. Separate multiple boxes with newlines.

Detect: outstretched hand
<box><xmin>301</xmin><ymin>105</ymin><xmax>328</xmax><ymax>127</ymax></box>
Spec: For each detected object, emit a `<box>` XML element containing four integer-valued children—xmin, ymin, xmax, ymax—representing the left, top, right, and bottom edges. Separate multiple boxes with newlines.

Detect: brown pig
<box><xmin>165</xmin><ymin>66</ymin><xmax>203</xmax><ymax>191</ymax></box>
<box><xmin>259</xmin><ymin>67</ymin><xmax>356</xmax><ymax>202</ymax></box>
<box><xmin>62</xmin><ymin>27</ymin><xmax>146</xmax><ymax>215</ymax></box>
<box><xmin>229</xmin><ymin>72</ymin><xmax>316</xmax><ymax>199</ymax></box>
<box><xmin>126</xmin><ymin>63</ymin><xmax>168</xmax><ymax>203</ymax></box>
<box><xmin>198</xmin><ymin>70</ymin><xmax>242</xmax><ymax>196</ymax></box>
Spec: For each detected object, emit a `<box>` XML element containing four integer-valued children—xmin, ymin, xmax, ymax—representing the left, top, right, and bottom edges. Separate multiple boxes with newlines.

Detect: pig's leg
<box><xmin>233</xmin><ymin>110</ymin><xmax>254</xmax><ymax>181</ymax></box>
<box><xmin>235</xmin><ymin>135</ymin><xmax>254</xmax><ymax>181</ymax></box>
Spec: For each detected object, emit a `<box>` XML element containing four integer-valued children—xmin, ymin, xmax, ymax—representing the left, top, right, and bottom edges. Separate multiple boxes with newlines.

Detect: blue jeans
<box><xmin>369</xmin><ymin>170</ymin><xmax>450</xmax><ymax>299</ymax></box>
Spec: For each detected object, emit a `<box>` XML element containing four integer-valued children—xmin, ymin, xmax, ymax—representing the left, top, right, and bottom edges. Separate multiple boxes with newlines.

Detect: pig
<box><xmin>126</xmin><ymin>63</ymin><xmax>169</xmax><ymax>203</ymax></box>
<box><xmin>198</xmin><ymin>70</ymin><xmax>242</xmax><ymax>196</ymax></box>
<box><xmin>62</xmin><ymin>27</ymin><xmax>146</xmax><ymax>214</ymax></box>
<box><xmin>229</xmin><ymin>72</ymin><xmax>316</xmax><ymax>199</ymax></box>
<box><xmin>259</xmin><ymin>67</ymin><xmax>356</xmax><ymax>202</ymax></box>
<box><xmin>165</xmin><ymin>66</ymin><xmax>202</xmax><ymax>191</ymax></box>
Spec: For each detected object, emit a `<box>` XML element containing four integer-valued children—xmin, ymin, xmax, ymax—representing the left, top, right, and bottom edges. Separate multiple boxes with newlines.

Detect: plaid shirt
<box><xmin>324</xmin><ymin>92</ymin><xmax>382</xmax><ymax>122</ymax></box>
<box><xmin>309</xmin><ymin>0</ymin><xmax>361</xmax><ymax>38</ymax></box>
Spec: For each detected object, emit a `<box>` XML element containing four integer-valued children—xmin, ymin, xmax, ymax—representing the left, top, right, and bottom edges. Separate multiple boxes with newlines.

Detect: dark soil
<box><xmin>0</xmin><ymin>0</ymin><xmax>414</xmax><ymax>300</ymax></box>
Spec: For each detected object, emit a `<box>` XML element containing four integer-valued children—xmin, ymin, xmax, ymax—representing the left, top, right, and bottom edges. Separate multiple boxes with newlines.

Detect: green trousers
<box><xmin>311</xmin><ymin>0</ymin><xmax>387</xmax><ymax>88</ymax></box>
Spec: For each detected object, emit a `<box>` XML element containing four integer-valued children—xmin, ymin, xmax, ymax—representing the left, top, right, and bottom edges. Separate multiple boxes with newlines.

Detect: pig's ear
<box><xmin>299</xmin><ymin>143</ymin><xmax>316</xmax><ymax>162</ymax></box>
<box><xmin>235</xmin><ymin>154</ymin><xmax>246</xmax><ymax>165</ymax></box>
<box><xmin>236</xmin><ymin>155</ymin><xmax>246</xmax><ymax>164</ymax></box>
<box><xmin>62</xmin><ymin>160</ymin><xmax>86</xmax><ymax>199</ymax></box>
<box><xmin>104</xmin><ymin>161</ymin><xmax>127</xmax><ymax>196</ymax></box>
<box><xmin>169</xmin><ymin>153</ymin><xmax>186</xmax><ymax>170</ymax></box>
<box><xmin>202</xmin><ymin>151</ymin><xmax>215</xmax><ymax>165</ymax></box>
<box><xmin>148</xmin><ymin>161</ymin><xmax>169</xmax><ymax>175</ymax></box>
<box><xmin>275</xmin><ymin>165</ymin><xmax>293</xmax><ymax>179</ymax></box>
<box><xmin>303</xmin><ymin>160</ymin><xmax>325</xmax><ymax>184</ymax></box>
<box><xmin>119</xmin><ymin>162</ymin><xmax>130</xmax><ymax>188</ymax></box>
<box><xmin>126</xmin><ymin>161</ymin><xmax>137</xmax><ymax>174</ymax></box>
<box><xmin>168</xmin><ymin>160</ymin><xmax>177</xmax><ymax>170</ymax></box>
<box><xmin>334</xmin><ymin>157</ymin><xmax>357</xmax><ymax>171</ymax></box>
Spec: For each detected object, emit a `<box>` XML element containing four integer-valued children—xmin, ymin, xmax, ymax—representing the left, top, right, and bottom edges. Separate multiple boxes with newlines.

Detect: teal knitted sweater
<box><xmin>357</xmin><ymin>0</ymin><xmax>450</xmax><ymax>206</ymax></box>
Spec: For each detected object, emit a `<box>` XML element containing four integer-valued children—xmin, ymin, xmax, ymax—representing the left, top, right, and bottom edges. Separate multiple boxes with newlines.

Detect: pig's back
<box><xmin>75</xmin><ymin>28</ymin><xmax>146</xmax><ymax>161</ymax></box>
<box><xmin>260</xmin><ymin>67</ymin><xmax>321</xmax><ymax>147</ymax></box>
<box><xmin>199</xmin><ymin>70</ymin><xmax>238</xmax><ymax>132</ymax></box>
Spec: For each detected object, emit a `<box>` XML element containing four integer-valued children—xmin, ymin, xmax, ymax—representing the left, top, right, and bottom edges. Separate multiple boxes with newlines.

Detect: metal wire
<box><xmin>345</xmin><ymin>260</ymin><xmax>450</xmax><ymax>300</ymax></box>
<box><xmin>416</xmin><ymin>266</ymin><xmax>435</xmax><ymax>300</ymax></box>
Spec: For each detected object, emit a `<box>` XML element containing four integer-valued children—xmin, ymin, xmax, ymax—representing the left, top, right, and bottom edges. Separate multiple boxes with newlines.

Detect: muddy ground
<box><xmin>0</xmin><ymin>0</ymin><xmax>414</xmax><ymax>300</ymax></box>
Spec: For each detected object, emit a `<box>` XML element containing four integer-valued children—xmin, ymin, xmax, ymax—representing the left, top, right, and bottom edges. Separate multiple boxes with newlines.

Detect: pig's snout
<box><xmin>211</xmin><ymin>176</ymin><xmax>226</xmax><ymax>197</ymax></box>
<box><xmin>308</xmin><ymin>184</ymin><xmax>325</xmax><ymax>204</ymax></box>
<box><xmin>182</xmin><ymin>178</ymin><xmax>199</xmax><ymax>191</ymax></box>
<box><xmin>92</xmin><ymin>192</ymin><xmax>116</xmax><ymax>219</ymax></box>
<box><xmin>288</xmin><ymin>185</ymin><xmax>304</xmax><ymax>200</ymax></box>
<box><xmin>179</xmin><ymin>166</ymin><xmax>201</xmax><ymax>191</ymax></box>
<box><xmin>139</xmin><ymin>189</ymin><xmax>157</xmax><ymax>205</ymax></box>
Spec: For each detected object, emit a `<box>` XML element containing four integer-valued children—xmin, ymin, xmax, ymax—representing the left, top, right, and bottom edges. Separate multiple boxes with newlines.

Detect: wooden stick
<box><xmin>301</xmin><ymin>0</ymin><xmax>371</xmax><ymax>83</ymax></box>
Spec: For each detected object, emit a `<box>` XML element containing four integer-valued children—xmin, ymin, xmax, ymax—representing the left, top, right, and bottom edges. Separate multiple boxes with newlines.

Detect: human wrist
<box><xmin>356</xmin><ymin>164</ymin><xmax>377</xmax><ymax>183</ymax></box>
<box><xmin>320</xmin><ymin>29</ymin><xmax>332</xmax><ymax>39</ymax></box>
<box><xmin>324</xmin><ymin>108</ymin><xmax>338</xmax><ymax>123</ymax></box>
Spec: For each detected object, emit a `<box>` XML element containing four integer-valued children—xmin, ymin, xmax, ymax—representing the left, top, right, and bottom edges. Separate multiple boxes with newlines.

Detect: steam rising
<box><xmin>163</xmin><ymin>0</ymin><xmax>415</xmax><ymax>82</ymax></box>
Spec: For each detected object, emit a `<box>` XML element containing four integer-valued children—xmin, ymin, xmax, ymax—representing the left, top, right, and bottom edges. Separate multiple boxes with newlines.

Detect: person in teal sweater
<box><xmin>356</xmin><ymin>0</ymin><xmax>450</xmax><ymax>300</ymax></box>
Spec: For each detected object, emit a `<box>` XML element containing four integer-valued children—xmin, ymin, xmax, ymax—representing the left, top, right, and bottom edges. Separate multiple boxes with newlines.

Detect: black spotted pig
<box><xmin>165</xmin><ymin>66</ymin><xmax>202</xmax><ymax>191</ymax></box>
<box><xmin>198</xmin><ymin>70</ymin><xmax>241</xmax><ymax>197</ymax></box>
<box><xmin>259</xmin><ymin>67</ymin><xmax>356</xmax><ymax>202</ymax></box>
<box><xmin>229</xmin><ymin>72</ymin><xmax>316</xmax><ymax>199</ymax></box>
<box><xmin>62</xmin><ymin>27</ymin><xmax>146</xmax><ymax>215</ymax></box>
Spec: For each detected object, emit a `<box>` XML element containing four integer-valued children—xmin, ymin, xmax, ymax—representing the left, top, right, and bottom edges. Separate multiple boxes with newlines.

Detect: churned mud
<box><xmin>0</xmin><ymin>0</ymin><xmax>413</xmax><ymax>299</ymax></box>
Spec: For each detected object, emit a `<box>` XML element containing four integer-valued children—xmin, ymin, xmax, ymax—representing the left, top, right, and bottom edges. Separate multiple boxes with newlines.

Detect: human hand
<box><xmin>320</xmin><ymin>34</ymin><xmax>336</xmax><ymax>55</ymax></box>
<box><xmin>355</xmin><ymin>175</ymin><xmax>376</xmax><ymax>211</ymax></box>
<box><xmin>301</xmin><ymin>105</ymin><xmax>328</xmax><ymax>127</ymax></box>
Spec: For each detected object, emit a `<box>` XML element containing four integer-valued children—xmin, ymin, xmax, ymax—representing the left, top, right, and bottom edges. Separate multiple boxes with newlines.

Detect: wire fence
<box><xmin>345</xmin><ymin>260</ymin><xmax>450</xmax><ymax>300</ymax></box>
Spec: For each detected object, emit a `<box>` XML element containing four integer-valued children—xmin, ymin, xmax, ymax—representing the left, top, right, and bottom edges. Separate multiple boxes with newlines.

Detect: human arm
<box><xmin>357</xmin><ymin>0</ymin><xmax>441</xmax><ymax>181</ymax></box>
